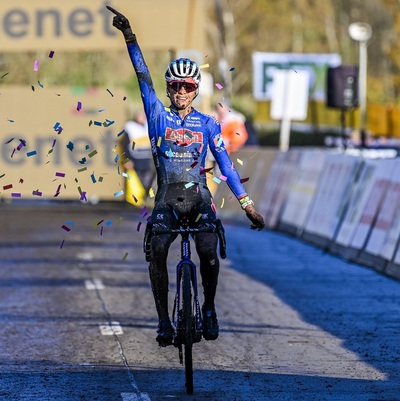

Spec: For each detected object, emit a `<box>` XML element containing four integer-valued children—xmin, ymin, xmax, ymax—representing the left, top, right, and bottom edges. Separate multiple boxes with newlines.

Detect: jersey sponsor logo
<box><xmin>165</xmin><ymin>128</ymin><xmax>203</xmax><ymax>146</ymax></box>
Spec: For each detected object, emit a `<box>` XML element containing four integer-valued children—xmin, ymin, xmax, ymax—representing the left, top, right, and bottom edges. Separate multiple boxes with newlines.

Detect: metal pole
<box><xmin>359</xmin><ymin>40</ymin><xmax>368</xmax><ymax>147</ymax></box>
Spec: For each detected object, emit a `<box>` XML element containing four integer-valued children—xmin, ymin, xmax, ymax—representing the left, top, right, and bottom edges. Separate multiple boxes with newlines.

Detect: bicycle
<box><xmin>143</xmin><ymin>214</ymin><xmax>226</xmax><ymax>394</ymax></box>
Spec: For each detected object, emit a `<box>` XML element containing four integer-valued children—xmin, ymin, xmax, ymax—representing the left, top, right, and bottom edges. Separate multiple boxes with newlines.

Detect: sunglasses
<box><xmin>168</xmin><ymin>81</ymin><xmax>198</xmax><ymax>93</ymax></box>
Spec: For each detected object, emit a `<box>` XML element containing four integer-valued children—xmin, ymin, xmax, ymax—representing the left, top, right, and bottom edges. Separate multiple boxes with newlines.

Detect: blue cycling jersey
<box><xmin>126</xmin><ymin>40</ymin><xmax>248</xmax><ymax>200</ymax></box>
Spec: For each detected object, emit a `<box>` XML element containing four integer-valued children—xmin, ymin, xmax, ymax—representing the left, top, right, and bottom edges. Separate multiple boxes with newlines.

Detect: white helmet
<box><xmin>165</xmin><ymin>58</ymin><xmax>201</xmax><ymax>85</ymax></box>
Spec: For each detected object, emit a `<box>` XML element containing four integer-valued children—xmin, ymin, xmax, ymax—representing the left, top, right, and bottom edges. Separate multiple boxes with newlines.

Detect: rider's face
<box><xmin>167</xmin><ymin>81</ymin><xmax>198</xmax><ymax>110</ymax></box>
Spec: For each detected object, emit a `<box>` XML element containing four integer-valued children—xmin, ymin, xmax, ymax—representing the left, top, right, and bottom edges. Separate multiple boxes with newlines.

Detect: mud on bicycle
<box><xmin>143</xmin><ymin>213</ymin><xmax>226</xmax><ymax>394</ymax></box>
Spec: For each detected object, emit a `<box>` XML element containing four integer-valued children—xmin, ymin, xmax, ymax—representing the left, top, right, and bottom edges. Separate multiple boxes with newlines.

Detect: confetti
<box><xmin>80</xmin><ymin>191</ymin><xmax>87</xmax><ymax>201</ymax></box>
<box><xmin>77</xmin><ymin>101</ymin><xmax>82</xmax><ymax>111</ymax></box>
<box><xmin>3</xmin><ymin>184</ymin><xmax>12</xmax><ymax>190</ymax></box>
<box><xmin>61</xmin><ymin>225</ymin><xmax>71</xmax><ymax>232</ymax></box>
<box><xmin>122</xmin><ymin>252</ymin><xmax>129</xmax><ymax>261</ymax></box>
<box><xmin>33</xmin><ymin>60</ymin><xmax>39</xmax><ymax>71</ymax></box>
<box><xmin>200</xmin><ymin>166</ymin><xmax>213</xmax><ymax>175</ymax></box>
<box><xmin>219</xmin><ymin>174</ymin><xmax>227</xmax><ymax>181</ymax></box>
<box><xmin>195</xmin><ymin>213</ymin><xmax>202</xmax><ymax>222</ymax></box>
<box><xmin>212</xmin><ymin>177</ymin><xmax>221</xmax><ymax>184</ymax></box>
<box><xmin>90</xmin><ymin>173</ymin><xmax>96</xmax><ymax>183</ymax></box>
<box><xmin>38</xmin><ymin>81</ymin><xmax>44</xmax><ymax>88</ymax></box>
<box><xmin>27</xmin><ymin>150</ymin><xmax>37</xmax><ymax>157</ymax></box>
<box><xmin>240</xmin><ymin>177</ymin><xmax>249</xmax><ymax>183</ymax></box>
<box><xmin>199</xmin><ymin>63</ymin><xmax>209</xmax><ymax>69</ymax></box>
<box><xmin>88</xmin><ymin>150</ymin><xmax>97</xmax><ymax>158</ymax></box>
<box><xmin>66</xmin><ymin>142</ymin><xmax>74</xmax><ymax>151</ymax></box>
<box><xmin>49</xmin><ymin>50</ymin><xmax>55</xmax><ymax>58</ymax></box>
<box><xmin>221</xmin><ymin>198</ymin><xmax>225</xmax><ymax>208</ymax></box>
<box><xmin>11</xmin><ymin>193</ymin><xmax>21</xmax><ymax>198</ymax></box>
<box><xmin>229</xmin><ymin>67</ymin><xmax>235</xmax><ymax>72</ymax></box>
<box><xmin>77</xmin><ymin>167</ymin><xmax>87</xmax><ymax>173</ymax></box>
<box><xmin>117</xmin><ymin>129</ymin><xmax>125</xmax><ymax>137</ymax></box>
<box><xmin>1</xmin><ymin>72</ymin><xmax>9</xmax><ymax>79</ymax></box>
<box><xmin>114</xmin><ymin>190</ymin><xmax>124</xmax><ymax>197</ymax></box>
<box><xmin>237</xmin><ymin>158</ymin><xmax>243</xmax><ymax>165</ymax></box>
<box><xmin>55</xmin><ymin>172</ymin><xmax>65</xmax><ymax>177</ymax></box>
<box><xmin>215</xmin><ymin>83</ymin><xmax>223</xmax><ymax>90</ymax></box>
<box><xmin>149</xmin><ymin>188</ymin><xmax>155</xmax><ymax>198</ymax></box>
<box><xmin>185</xmin><ymin>181</ymin><xmax>195</xmax><ymax>188</ymax></box>
<box><xmin>104</xmin><ymin>119</ymin><xmax>114</xmax><ymax>127</ymax></box>
<box><xmin>60</xmin><ymin>239</ymin><xmax>65</xmax><ymax>249</ymax></box>
<box><xmin>137</xmin><ymin>222</ymin><xmax>142</xmax><ymax>232</ymax></box>
<box><xmin>32</xmin><ymin>190</ymin><xmax>42</xmax><ymax>196</ymax></box>
<box><xmin>98</xmin><ymin>108</ymin><xmax>106</xmax><ymax>112</ymax></box>
<box><xmin>107</xmin><ymin>88</ymin><xmax>114</xmax><ymax>97</ymax></box>
<box><xmin>157</xmin><ymin>137</ymin><xmax>162</xmax><ymax>146</ymax></box>
<box><xmin>93</xmin><ymin>121</ymin><xmax>102</xmax><ymax>126</ymax></box>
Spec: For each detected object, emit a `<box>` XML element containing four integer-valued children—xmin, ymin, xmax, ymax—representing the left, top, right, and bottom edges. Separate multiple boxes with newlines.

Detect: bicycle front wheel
<box><xmin>181</xmin><ymin>262</ymin><xmax>193</xmax><ymax>394</ymax></box>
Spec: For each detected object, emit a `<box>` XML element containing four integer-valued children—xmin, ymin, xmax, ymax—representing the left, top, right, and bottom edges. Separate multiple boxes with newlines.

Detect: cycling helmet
<box><xmin>165</xmin><ymin>58</ymin><xmax>201</xmax><ymax>85</ymax></box>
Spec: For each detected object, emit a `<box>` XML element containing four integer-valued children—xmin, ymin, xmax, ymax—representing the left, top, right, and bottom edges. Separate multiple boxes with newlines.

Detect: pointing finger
<box><xmin>106</xmin><ymin>5</ymin><xmax>122</xmax><ymax>16</ymax></box>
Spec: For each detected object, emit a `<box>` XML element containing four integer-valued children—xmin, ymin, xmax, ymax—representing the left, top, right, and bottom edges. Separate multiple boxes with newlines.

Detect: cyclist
<box><xmin>107</xmin><ymin>6</ymin><xmax>265</xmax><ymax>346</ymax></box>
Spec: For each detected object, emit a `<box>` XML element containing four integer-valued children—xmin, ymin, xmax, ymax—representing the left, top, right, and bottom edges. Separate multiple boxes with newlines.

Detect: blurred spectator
<box><xmin>123</xmin><ymin>110</ymin><xmax>156</xmax><ymax>193</ymax></box>
<box><xmin>216</xmin><ymin>103</ymin><xmax>248</xmax><ymax>154</ymax></box>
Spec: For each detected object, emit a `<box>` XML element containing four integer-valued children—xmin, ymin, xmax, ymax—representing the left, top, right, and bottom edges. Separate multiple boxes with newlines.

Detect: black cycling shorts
<box><xmin>150</xmin><ymin>182</ymin><xmax>216</xmax><ymax>228</ymax></box>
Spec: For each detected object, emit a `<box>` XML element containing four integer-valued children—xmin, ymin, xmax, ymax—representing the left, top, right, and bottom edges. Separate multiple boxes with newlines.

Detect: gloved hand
<box><xmin>106</xmin><ymin>6</ymin><xmax>135</xmax><ymax>42</ymax></box>
<box><xmin>245</xmin><ymin>204</ymin><xmax>265</xmax><ymax>231</ymax></box>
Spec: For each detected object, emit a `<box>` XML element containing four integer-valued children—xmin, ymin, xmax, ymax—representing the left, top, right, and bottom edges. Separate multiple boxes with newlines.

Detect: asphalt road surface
<box><xmin>0</xmin><ymin>202</ymin><xmax>399</xmax><ymax>401</ymax></box>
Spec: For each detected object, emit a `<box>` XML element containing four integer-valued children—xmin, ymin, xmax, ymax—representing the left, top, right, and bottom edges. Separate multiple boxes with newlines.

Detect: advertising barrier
<box><xmin>258</xmin><ymin>150</ymin><xmax>301</xmax><ymax>229</ymax></box>
<box><xmin>364</xmin><ymin>159</ymin><xmax>400</xmax><ymax>261</ymax></box>
<box><xmin>279</xmin><ymin>149</ymin><xmax>326</xmax><ymax>234</ymax></box>
<box><xmin>302</xmin><ymin>152</ymin><xmax>363</xmax><ymax>246</ymax></box>
<box><xmin>249</xmin><ymin>148</ymin><xmax>400</xmax><ymax>281</ymax></box>
<box><xmin>349</xmin><ymin>159</ymin><xmax>396</xmax><ymax>251</ymax></box>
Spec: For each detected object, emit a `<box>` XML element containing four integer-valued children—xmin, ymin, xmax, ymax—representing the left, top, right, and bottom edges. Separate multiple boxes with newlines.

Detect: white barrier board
<box><xmin>335</xmin><ymin>160</ymin><xmax>378</xmax><ymax>247</ymax></box>
<box><xmin>304</xmin><ymin>152</ymin><xmax>362</xmax><ymax>240</ymax></box>
<box><xmin>369</xmin><ymin>159</ymin><xmax>400</xmax><ymax>260</ymax></box>
<box><xmin>259</xmin><ymin>150</ymin><xmax>301</xmax><ymax>229</ymax></box>
<box><xmin>350</xmin><ymin>159</ymin><xmax>397</xmax><ymax>250</ymax></box>
<box><xmin>280</xmin><ymin>149</ymin><xmax>326</xmax><ymax>230</ymax></box>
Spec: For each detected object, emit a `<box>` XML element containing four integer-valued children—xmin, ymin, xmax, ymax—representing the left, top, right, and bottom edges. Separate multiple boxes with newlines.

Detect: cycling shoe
<box><xmin>202</xmin><ymin>306</ymin><xmax>219</xmax><ymax>341</ymax></box>
<box><xmin>156</xmin><ymin>320</ymin><xmax>174</xmax><ymax>347</ymax></box>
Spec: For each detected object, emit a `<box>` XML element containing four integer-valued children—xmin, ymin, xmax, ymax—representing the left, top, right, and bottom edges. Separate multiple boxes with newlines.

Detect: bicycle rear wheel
<box><xmin>181</xmin><ymin>262</ymin><xmax>193</xmax><ymax>394</ymax></box>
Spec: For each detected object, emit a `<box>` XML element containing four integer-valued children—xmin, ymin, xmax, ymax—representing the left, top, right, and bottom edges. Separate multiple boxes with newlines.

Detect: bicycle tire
<box><xmin>181</xmin><ymin>262</ymin><xmax>194</xmax><ymax>394</ymax></box>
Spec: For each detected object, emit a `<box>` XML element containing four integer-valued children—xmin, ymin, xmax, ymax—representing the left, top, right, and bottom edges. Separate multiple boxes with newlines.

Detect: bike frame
<box><xmin>173</xmin><ymin>232</ymin><xmax>202</xmax><ymax>347</ymax></box>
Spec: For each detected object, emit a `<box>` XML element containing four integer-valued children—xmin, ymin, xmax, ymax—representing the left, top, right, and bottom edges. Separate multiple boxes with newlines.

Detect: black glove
<box><xmin>245</xmin><ymin>205</ymin><xmax>265</xmax><ymax>231</ymax></box>
<box><xmin>106</xmin><ymin>6</ymin><xmax>135</xmax><ymax>42</ymax></box>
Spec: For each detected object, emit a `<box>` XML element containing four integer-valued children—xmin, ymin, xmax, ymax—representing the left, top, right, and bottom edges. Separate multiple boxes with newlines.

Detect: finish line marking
<box><xmin>99</xmin><ymin>321</ymin><xmax>123</xmax><ymax>335</ymax></box>
<box><xmin>85</xmin><ymin>278</ymin><xmax>105</xmax><ymax>290</ymax></box>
